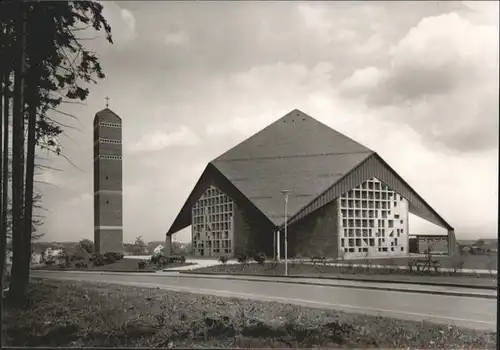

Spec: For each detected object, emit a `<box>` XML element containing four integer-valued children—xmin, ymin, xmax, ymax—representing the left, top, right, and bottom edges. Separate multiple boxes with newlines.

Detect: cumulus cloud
<box><xmin>339</xmin><ymin>66</ymin><xmax>385</xmax><ymax>98</ymax></box>
<box><xmin>340</xmin><ymin>10</ymin><xmax>499</xmax><ymax>153</ymax></box>
<box><xmin>203</xmin><ymin>61</ymin><xmax>335</xmax><ymax>138</ymax></box>
<box><xmin>129</xmin><ymin>126</ymin><xmax>200</xmax><ymax>153</ymax></box>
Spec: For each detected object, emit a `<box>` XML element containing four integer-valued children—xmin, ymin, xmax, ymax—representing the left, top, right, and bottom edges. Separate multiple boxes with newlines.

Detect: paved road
<box><xmin>32</xmin><ymin>271</ymin><xmax>497</xmax><ymax>331</ymax></box>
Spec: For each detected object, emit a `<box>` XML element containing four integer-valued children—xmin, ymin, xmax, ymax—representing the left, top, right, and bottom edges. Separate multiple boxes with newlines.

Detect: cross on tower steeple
<box><xmin>105</xmin><ymin>96</ymin><xmax>110</xmax><ymax>108</ymax></box>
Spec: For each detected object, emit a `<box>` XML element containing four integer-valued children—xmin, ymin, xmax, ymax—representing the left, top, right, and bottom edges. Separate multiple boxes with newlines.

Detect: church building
<box><xmin>166</xmin><ymin>109</ymin><xmax>455</xmax><ymax>259</ymax></box>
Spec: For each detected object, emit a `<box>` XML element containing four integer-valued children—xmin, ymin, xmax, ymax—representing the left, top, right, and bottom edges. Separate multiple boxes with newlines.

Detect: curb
<box><xmin>180</xmin><ymin>271</ymin><xmax>498</xmax><ymax>291</ymax></box>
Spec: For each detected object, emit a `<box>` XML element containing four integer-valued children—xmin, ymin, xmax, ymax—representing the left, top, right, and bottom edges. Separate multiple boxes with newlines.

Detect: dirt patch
<box><xmin>1</xmin><ymin>279</ymin><xmax>496</xmax><ymax>348</ymax></box>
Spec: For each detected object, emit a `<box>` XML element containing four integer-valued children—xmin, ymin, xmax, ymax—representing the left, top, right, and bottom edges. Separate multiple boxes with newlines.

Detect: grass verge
<box><xmin>188</xmin><ymin>263</ymin><xmax>498</xmax><ymax>288</ymax></box>
<box><xmin>35</xmin><ymin>258</ymin><xmax>194</xmax><ymax>272</ymax></box>
<box><xmin>1</xmin><ymin>279</ymin><xmax>496</xmax><ymax>348</ymax></box>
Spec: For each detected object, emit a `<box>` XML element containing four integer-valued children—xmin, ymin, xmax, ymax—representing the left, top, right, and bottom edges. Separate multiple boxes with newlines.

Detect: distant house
<box><xmin>31</xmin><ymin>252</ymin><xmax>43</xmax><ymax>265</ymax></box>
<box><xmin>44</xmin><ymin>248</ymin><xmax>63</xmax><ymax>262</ymax></box>
<box><xmin>147</xmin><ymin>241</ymin><xmax>163</xmax><ymax>254</ymax></box>
<box><xmin>31</xmin><ymin>244</ymin><xmax>46</xmax><ymax>265</ymax></box>
<box><xmin>473</xmin><ymin>239</ymin><xmax>497</xmax><ymax>252</ymax></box>
<box><xmin>456</xmin><ymin>238</ymin><xmax>497</xmax><ymax>255</ymax></box>
<box><xmin>153</xmin><ymin>244</ymin><xmax>164</xmax><ymax>254</ymax></box>
<box><xmin>5</xmin><ymin>248</ymin><xmax>44</xmax><ymax>266</ymax></box>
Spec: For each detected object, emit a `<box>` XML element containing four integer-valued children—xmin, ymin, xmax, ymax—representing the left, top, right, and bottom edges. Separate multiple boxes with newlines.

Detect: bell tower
<box><xmin>93</xmin><ymin>106</ymin><xmax>123</xmax><ymax>253</ymax></box>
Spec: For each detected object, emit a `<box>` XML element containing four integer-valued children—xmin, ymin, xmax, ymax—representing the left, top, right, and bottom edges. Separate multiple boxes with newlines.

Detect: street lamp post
<box><xmin>281</xmin><ymin>190</ymin><xmax>290</xmax><ymax>276</ymax></box>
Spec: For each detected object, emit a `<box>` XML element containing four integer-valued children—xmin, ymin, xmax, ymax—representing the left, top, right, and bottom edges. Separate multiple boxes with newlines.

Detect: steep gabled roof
<box><xmin>167</xmin><ymin>109</ymin><xmax>374</xmax><ymax>234</ymax></box>
<box><xmin>94</xmin><ymin>108</ymin><xmax>122</xmax><ymax>123</ymax></box>
<box><xmin>211</xmin><ymin>109</ymin><xmax>374</xmax><ymax>225</ymax></box>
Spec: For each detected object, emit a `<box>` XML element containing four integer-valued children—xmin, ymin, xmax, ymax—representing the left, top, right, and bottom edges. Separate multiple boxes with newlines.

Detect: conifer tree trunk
<box><xmin>9</xmin><ymin>0</ymin><xmax>28</xmax><ymax>301</ymax></box>
<box><xmin>0</xmin><ymin>77</ymin><xmax>9</xmax><ymax>285</ymax></box>
<box><xmin>22</xmin><ymin>78</ymin><xmax>37</xmax><ymax>280</ymax></box>
<box><xmin>0</xmin><ymin>71</ymin><xmax>4</xmax><ymax>276</ymax></box>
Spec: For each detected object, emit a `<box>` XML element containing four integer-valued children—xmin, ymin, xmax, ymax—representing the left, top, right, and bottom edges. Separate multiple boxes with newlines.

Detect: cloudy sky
<box><xmin>38</xmin><ymin>1</ymin><xmax>498</xmax><ymax>244</ymax></box>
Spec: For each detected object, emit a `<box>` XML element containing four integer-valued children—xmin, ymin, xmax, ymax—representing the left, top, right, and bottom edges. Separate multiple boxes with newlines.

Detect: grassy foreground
<box><xmin>2</xmin><ymin>279</ymin><xmax>496</xmax><ymax>348</ymax></box>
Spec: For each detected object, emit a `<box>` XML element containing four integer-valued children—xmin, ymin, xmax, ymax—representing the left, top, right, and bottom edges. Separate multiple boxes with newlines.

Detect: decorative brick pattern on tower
<box><xmin>93</xmin><ymin>108</ymin><xmax>123</xmax><ymax>254</ymax></box>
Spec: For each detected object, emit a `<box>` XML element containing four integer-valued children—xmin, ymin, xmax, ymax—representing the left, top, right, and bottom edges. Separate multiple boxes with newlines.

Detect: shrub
<box><xmin>150</xmin><ymin>254</ymin><xmax>161</xmax><ymax>265</ymax></box>
<box><xmin>151</xmin><ymin>254</ymin><xmax>174</xmax><ymax>268</ymax></box>
<box><xmin>253</xmin><ymin>252</ymin><xmax>266</xmax><ymax>264</ymax></box>
<box><xmin>432</xmin><ymin>260</ymin><xmax>441</xmax><ymax>273</ymax></box>
<box><xmin>236</xmin><ymin>254</ymin><xmax>248</xmax><ymax>264</ymax></box>
<box><xmin>93</xmin><ymin>258</ymin><xmax>105</xmax><ymax>267</ymax></box>
<box><xmin>156</xmin><ymin>255</ymin><xmax>187</xmax><ymax>265</ymax></box>
<box><xmin>103</xmin><ymin>252</ymin><xmax>121</xmax><ymax>264</ymax></box>
<box><xmin>73</xmin><ymin>255</ymin><xmax>84</xmax><ymax>261</ymax></box>
<box><xmin>45</xmin><ymin>260</ymin><xmax>55</xmax><ymax>266</ymax></box>
<box><xmin>218</xmin><ymin>256</ymin><xmax>229</xmax><ymax>265</ymax></box>
<box><xmin>89</xmin><ymin>253</ymin><xmax>100</xmax><ymax>262</ymax></box>
<box><xmin>407</xmin><ymin>260</ymin><xmax>415</xmax><ymax>273</ymax></box>
<box><xmin>58</xmin><ymin>260</ymin><xmax>71</xmax><ymax>269</ymax></box>
<box><xmin>104</xmin><ymin>252</ymin><xmax>123</xmax><ymax>261</ymax></box>
<box><xmin>311</xmin><ymin>255</ymin><xmax>325</xmax><ymax>265</ymax></box>
<box><xmin>75</xmin><ymin>262</ymin><xmax>88</xmax><ymax>269</ymax></box>
<box><xmin>138</xmin><ymin>261</ymin><xmax>147</xmax><ymax>269</ymax></box>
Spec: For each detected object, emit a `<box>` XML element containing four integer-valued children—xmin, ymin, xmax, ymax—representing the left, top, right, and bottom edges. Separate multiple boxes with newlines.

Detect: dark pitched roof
<box><xmin>94</xmin><ymin>108</ymin><xmax>122</xmax><ymax>123</ymax></box>
<box><xmin>211</xmin><ymin>109</ymin><xmax>373</xmax><ymax>225</ymax></box>
<box><xmin>167</xmin><ymin>109</ymin><xmax>373</xmax><ymax>234</ymax></box>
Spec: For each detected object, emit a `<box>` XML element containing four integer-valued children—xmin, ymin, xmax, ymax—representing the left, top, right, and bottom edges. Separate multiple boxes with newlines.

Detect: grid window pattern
<box><xmin>192</xmin><ymin>185</ymin><xmax>234</xmax><ymax>257</ymax></box>
<box><xmin>95</xmin><ymin>155</ymin><xmax>122</xmax><ymax>160</ymax></box>
<box><xmin>97</xmin><ymin>122</ymin><xmax>121</xmax><ymax>128</ymax></box>
<box><xmin>98</xmin><ymin>138</ymin><xmax>122</xmax><ymax>144</ymax></box>
<box><xmin>338</xmin><ymin>177</ymin><xmax>407</xmax><ymax>257</ymax></box>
